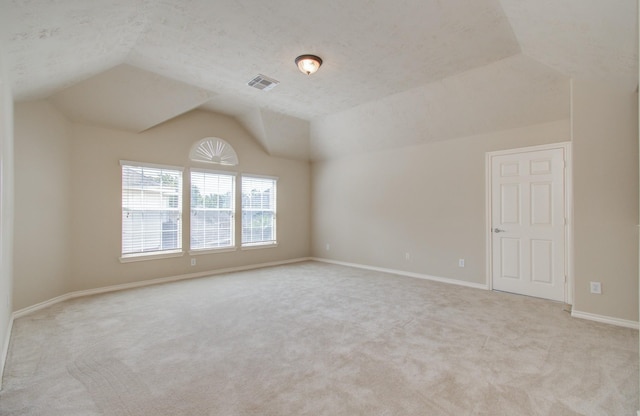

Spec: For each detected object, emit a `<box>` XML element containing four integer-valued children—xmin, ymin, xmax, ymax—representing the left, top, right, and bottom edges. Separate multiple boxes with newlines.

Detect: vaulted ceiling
<box><xmin>1</xmin><ymin>0</ymin><xmax>637</xmax><ymax>160</ymax></box>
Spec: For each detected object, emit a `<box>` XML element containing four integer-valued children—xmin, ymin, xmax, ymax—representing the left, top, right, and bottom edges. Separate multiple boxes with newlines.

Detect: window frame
<box><xmin>241</xmin><ymin>174</ymin><xmax>278</xmax><ymax>249</ymax></box>
<box><xmin>120</xmin><ymin>160</ymin><xmax>184</xmax><ymax>262</ymax></box>
<box><xmin>189</xmin><ymin>168</ymin><xmax>237</xmax><ymax>254</ymax></box>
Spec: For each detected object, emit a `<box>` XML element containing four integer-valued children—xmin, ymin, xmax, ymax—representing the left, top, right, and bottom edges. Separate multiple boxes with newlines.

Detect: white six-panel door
<box><xmin>490</xmin><ymin>147</ymin><xmax>566</xmax><ymax>302</ymax></box>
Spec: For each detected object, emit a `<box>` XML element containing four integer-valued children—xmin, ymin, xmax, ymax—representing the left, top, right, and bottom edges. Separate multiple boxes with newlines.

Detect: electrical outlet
<box><xmin>590</xmin><ymin>281</ymin><xmax>602</xmax><ymax>294</ymax></box>
<box><xmin>458</xmin><ymin>259</ymin><xmax>465</xmax><ymax>267</ymax></box>
<box><xmin>191</xmin><ymin>258</ymin><xmax>196</xmax><ymax>266</ymax></box>
<box><xmin>405</xmin><ymin>252</ymin><xmax>410</xmax><ymax>261</ymax></box>
<box><xmin>326</xmin><ymin>243</ymin><xmax>330</xmax><ymax>251</ymax></box>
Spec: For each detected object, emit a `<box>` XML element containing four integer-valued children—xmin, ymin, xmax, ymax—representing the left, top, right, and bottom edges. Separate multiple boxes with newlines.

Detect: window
<box><xmin>242</xmin><ymin>175</ymin><xmax>277</xmax><ymax>247</ymax></box>
<box><xmin>121</xmin><ymin>161</ymin><xmax>183</xmax><ymax>258</ymax></box>
<box><xmin>189</xmin><ymin>137</ymin><xmax>239</xmax><ymax>166</ymax></box>
<box><xmin>191</xmin><ymin>170</ymin><xmax>235</xmax><ymax>251</ymax></box>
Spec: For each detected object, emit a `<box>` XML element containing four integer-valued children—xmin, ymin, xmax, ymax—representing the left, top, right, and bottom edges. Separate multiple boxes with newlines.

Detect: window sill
<box><xmin>241</xmin><ymin>242</ymin><xmax>278</xmax><ymax>251</ymax></box>
<box><xmin>120</xmin><ymin>250</ymin><xmax>184</xmax><ymax>263</ymax></box>
<box><xmin>189</xmin><ymin>247</ymin><xmax>237</xmax><ymax>255</ymax></box>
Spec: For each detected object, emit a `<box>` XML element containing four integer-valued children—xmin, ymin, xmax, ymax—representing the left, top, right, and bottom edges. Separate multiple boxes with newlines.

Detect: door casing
<box><xmin>485</xmin><ymin>142</ymin><xmax>573</xmax><ymax>305</ymax></box>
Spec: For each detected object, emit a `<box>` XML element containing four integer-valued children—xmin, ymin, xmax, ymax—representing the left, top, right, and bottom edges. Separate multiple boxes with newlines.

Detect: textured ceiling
<box><xmin>499</xmin><ymin>0</ymin><xmax>638</xmax><ymax>92</ymax></box>
<box><xmin>310</xmin><ymin>54</ymin><xmax>571</xmax><ymax>159</ymax></box>
<box><xmin>1</xmin><ymin>0</ymin><xmax>152</xmax><ymax>99</ymax></box>
<box><xmin>0</xmin><ymin>0</ymin><xmax>637</xmax><ymax>160</ymax></box>
<box><xmin>125</xmin><ymin>0</ymin><xmax>520</xmax><ymax>120</ymax></box>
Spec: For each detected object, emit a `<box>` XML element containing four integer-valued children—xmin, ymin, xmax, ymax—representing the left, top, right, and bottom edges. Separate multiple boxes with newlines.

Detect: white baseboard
<box><xmin>13</xmin><ymin>257</ymin><xmax>312</xmax><ymax>319</ymax></box>
<box><xmin>571</xmin><ymin>309</ymin><xmax>639</xmax><ymax>330</ymax></box>
<box><xmin>0</xmin><ymin>314</ymin><xmax>14</xmax><ymax>391</ymax></box>
<box><xmin>12</xmin><ymin>293</ymin><xmax>74</xmax><ymax>319</ymax></box>
<box><xmin>8</xmin><ymin>257</ymin><xmax>638</xmax><ymax>355</ymax></box>
<box><xmin>310</xmin><ymin>257</ymin><xmax>489</xmax><ymax>291</ymax></box>
<box><xmin>313</xmin><ymin>257</ymin><xmax>640</xmax><ymax>330</ymax></box>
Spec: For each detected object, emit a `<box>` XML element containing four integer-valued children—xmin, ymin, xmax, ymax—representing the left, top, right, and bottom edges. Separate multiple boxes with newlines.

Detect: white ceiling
<box><xmin>1</xmin><ymin>0</ymin><xmax>637</xmax><ymax>160</ymax></box>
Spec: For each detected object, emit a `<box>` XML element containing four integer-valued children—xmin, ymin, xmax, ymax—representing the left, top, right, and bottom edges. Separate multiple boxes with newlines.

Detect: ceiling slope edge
<box><xmin>236</xmin><ymin>107</ymin><xmax>270</xmax><ymax>155</ymax></box>
<box><xmin>233</xmin><ymin>108</ymin><xmax>310</xmax><ymax>161</ymax></box>
<box><xmin>310</xmin><ymin>54</ymin><xmax>571</xmax><ymax>161</ymax></box>
<box><xmin>258</xmin><ymin>109</ymin><xmax>310</xmax><ymax>161</ymax></box>
<box><xmin>49</xmin><ymin>64</ymin><xmax>214</xmax><ymax>133</ymax></box>
<box><xmin>498</xmin><ymin>0</ymin><xmax>638</xmax><ymax>92</ymax></box>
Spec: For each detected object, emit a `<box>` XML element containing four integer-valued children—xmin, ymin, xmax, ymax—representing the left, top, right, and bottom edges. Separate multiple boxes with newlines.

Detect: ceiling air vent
<box><xmin>247</xmin><ymin>74</ymin><xmax>279</xmax><ymax>91</ymax></box>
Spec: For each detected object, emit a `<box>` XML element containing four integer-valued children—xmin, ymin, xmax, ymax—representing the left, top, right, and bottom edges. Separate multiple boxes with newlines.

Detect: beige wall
<box><xmin>67</xmin><ymin>110</ymin><xmax>310</xmax><ymax>292</ymax></box>
<box><xmin>9</xmin><ymin>83</ymin><xmax>639</xmax><ymax>325</ymax></box>
<box><xmin>13</xmin><ymin>101</ymin><xmax>72</xmax><ymax>310</ymax></box>
<box><xmin>11</xmin><ymin>104</ymin><xmax>310</xmax><ymax>308</ymax></box>
<box><xmin>0</xmin><ymin>52</ymin><xmax>15</xmax><ymax>387</ymax></box>
<box><xmin>572</xmin><ymin>80</ymin><xmax>639</xmax><ymax>322</ymax></box>
<box><xmin>311</xmin><ymin>120</ymin><xmax>570</xmax><ymax>286</ymax></box>
<box><xmin>312</xmin><ymin>81</ymin><xmax>639</xmax><ymax>323</ymax></box>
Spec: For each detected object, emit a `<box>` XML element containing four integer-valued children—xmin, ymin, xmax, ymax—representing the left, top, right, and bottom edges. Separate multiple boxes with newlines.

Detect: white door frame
<box><xmin>485</xmin><ymin>142</ymin><xmax>573</xmax><ymax>305</ymax></box>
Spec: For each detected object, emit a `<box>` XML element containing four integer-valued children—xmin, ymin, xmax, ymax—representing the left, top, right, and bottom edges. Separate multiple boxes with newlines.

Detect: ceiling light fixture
<box><xmin>295</xmin><ymin>54</ymin><xmax>323</xmax><ymax>75</ymax></box>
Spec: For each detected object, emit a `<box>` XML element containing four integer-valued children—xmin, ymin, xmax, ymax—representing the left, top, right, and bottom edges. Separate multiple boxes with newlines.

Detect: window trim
<box><xmin>240</xmin><ymin>173</ymin><xmax>278</xmax><ymax>249</ymax></box>
<box><xmin>118</xmin><ymin>159</ymin><xmax>282</xmax><ymax>260</ymax></box>
<box><xmin>189</xmin><ymin>168</ymin><xmax>237</xmax><ymax>252</ymax></box>
<box><xmin>188</xmin><ymin>247</ymin><xmax>238</xmax><ymax>256</ymax></box>
<box><xmin>120</xmin><ymin>160</ymin><xmax>185</xmax><ymax>172</ymax></box>
<box><xmin>120</xmin><ymin>160</ymin><xmax>185</xmax><ymax>261</ymax></box>
<box><xmin>241</xmin><ymin>242</ymin><xmax>278</xmax><ymax>250</ymax></box>
<box><xmin>119</xmin><ymin>250</ymin><xmax>184</xmax><ymax>263</ymax></box>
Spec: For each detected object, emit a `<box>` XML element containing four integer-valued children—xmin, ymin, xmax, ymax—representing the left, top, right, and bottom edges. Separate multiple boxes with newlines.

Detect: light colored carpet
<box><xmin>0</xmin><ymin>261</ymin><xmax>637</xmax><ymax>415</ymax></box>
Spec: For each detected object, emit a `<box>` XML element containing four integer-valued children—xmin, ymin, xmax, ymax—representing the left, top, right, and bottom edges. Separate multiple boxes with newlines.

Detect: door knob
<box><xmin>493</xmin><ymin>228</ymin><xmax>506</xmax><ymax>233</ymax></box>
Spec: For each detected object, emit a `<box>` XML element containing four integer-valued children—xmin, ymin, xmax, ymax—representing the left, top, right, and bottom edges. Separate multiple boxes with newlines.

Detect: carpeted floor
<box><xmin>0</xmin><ymin>261</ymin><xmax>637</xmax><ymax>415</ymax></box>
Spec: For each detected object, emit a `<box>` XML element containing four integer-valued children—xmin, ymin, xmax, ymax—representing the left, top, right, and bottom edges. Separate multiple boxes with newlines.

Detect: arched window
<box><xmin>189</xmin><ymin>137</ymin><xmax>238</xmax><ymax>166</ymax></box>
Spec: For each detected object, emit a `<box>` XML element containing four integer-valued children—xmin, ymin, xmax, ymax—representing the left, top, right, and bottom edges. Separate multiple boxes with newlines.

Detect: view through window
<box><xmin>121</xmin><ymin>162</ymin><xmax>183</xmax><ymax>257</ymax></box>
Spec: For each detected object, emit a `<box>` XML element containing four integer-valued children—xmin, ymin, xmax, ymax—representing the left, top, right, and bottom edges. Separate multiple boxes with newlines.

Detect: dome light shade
<box><xmin>295</xmin><ymin>55</ymin><xmax>323</xmax><ymax>75</ymax></box>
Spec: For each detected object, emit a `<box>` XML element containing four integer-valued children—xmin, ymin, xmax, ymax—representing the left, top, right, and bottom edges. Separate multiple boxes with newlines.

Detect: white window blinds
<box><xmin>190</xmin><ymin>170</ymin><xmax>236</xmax><ymax>250</ymax></box>
<box><xmin>121</xmin><ymin>162</ymin><xmax>183</xmax><ymax>256</ymax></box>
<box><xmin>241</xmin><ymin>176</ymin><xmax>277</xmax><ymax>246</ymax></box>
